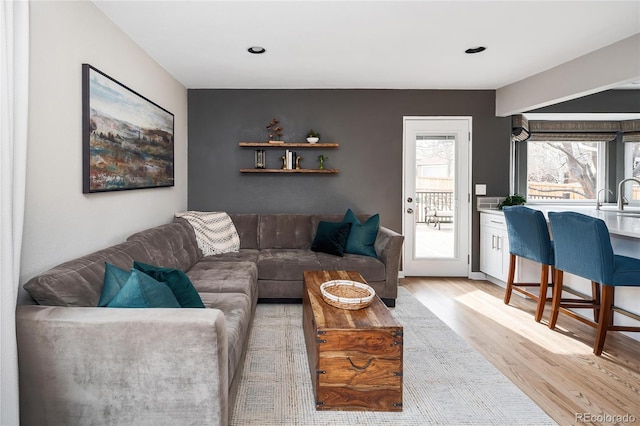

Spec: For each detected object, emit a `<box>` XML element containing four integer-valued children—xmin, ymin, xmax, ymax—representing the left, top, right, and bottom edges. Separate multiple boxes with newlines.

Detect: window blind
<box><xmin>511</xmin><ymin>115</ymin><xmax>639</xmax><ymax>143</ymax></box>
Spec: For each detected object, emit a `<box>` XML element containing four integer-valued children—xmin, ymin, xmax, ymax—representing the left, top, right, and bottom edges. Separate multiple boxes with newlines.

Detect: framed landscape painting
<box><xmin>82</xmin><ymin>64</ymin><xmax>174</xmax><ymax>193</ymax></box>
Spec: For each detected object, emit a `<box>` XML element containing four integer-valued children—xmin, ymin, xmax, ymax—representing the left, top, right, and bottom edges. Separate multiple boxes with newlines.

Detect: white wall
<box><xmin>21</xmin><ymin>1</ymin><xmax>188</xmax><ymax>284</ymax></box>
<box><xmin>496</xmin><ymin>34</ymin><xmax>640</xmax><ymax>116</ymax></box>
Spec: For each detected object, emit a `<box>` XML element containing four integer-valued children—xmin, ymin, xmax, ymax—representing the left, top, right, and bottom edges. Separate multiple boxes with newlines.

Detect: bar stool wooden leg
<box><xmin>591</xmin><ymin>281</ymin><xmax>601</xmax><ymax>322</ymax></box>
<box><xmin>534</xmin><ymin>264</ymin><xmax>549</xmax><ymax>322</ymax></box>
<box><xmin>594</xmin><ymin>284</ymin><xmax>614</xmax><ymax>356</ymax></box>
<box><xmin>548</xmin><ymin>269</ymin><xmax>563</xmax><ymax>330</ymax></box>
<box><xmin>610</xmin><ymin>287</ymin><xmax>616</xmax><ymax>325</ymax></box>
<box><xmin>504</xmin><ymin>254</ymin><xmax>516</xmax><ymax>305</ymax></box>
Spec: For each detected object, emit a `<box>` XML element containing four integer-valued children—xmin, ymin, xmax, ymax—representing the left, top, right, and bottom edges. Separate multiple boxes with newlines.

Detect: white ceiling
<box><xmin>93</xmin><ymin>1</ymin><xmax>640</xmax><ymax>90</ymax></box>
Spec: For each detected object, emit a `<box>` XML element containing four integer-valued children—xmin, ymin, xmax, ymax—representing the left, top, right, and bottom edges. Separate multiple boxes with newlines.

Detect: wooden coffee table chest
<box><xmin>302</xmin><ymin>270</ymin><xmax>403</xmax><ymax>411</ymax></box>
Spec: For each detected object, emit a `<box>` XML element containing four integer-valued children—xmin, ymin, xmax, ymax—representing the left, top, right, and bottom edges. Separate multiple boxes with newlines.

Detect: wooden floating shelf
<box><xmin>240</xmin><ymin>168</ymin><xmax>339</xmax><ymax>174</ymax></box>
<box><xmin>239</xmin><ymin>142</ymin><xmax>339</xmax><ymax>148</ymax></box>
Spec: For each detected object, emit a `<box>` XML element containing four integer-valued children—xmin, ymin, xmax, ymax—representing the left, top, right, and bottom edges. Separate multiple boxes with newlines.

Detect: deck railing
<box><xmin>415</xmin><ymin>191</ymin><xmax>454</xmax><ymax>223</ymax></box>
<box><xmin>528</xmin><ymin>193</ymin><xmax>571</xmax><ymax>200</ymax></box>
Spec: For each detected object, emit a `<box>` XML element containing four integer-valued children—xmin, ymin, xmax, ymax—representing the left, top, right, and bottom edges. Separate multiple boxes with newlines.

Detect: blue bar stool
<box><xmin>548</xmin><ymin>211</ymin><xmax>640</xmax><ymax>355</ymax></box>
<box><xmin>503</xmin><ymin>206</ymin><xmax>555</xmax><ymax>322</ymax></box>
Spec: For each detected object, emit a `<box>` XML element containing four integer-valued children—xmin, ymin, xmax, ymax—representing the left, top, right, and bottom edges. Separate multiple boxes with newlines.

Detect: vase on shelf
<box><xmin>318</xmin><ymin>154</ymin><xmax>328</xmax><ymax>170</ymax></box>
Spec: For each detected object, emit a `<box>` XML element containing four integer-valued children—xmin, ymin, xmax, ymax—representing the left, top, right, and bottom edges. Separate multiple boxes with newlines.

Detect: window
<box><xmin>624</xmin><ymin>141</ymin><xmax>640</xmax><ymax>202</ymax></box>
<box><xmin>511</xmin><ymin>114</ymin><xmax>640</xmax><ymax>204</ymax></box>
<box><xmin>526</xmin><ymin>141</ymin><xmax>603</xmax><ymax>201</ymax></box>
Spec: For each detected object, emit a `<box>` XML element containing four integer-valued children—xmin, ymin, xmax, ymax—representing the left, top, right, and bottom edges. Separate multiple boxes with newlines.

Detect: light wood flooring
<box><xmin>401</xmin><ymin>277</ymin><xmax>640</xmax><ymax>426</ymax></box>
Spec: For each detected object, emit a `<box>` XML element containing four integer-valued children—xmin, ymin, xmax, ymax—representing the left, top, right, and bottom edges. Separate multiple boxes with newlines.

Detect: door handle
<box><xmin>407</xmin><ymin>208</ymin><xmax>414</xmax><ymax>214</ymax></box>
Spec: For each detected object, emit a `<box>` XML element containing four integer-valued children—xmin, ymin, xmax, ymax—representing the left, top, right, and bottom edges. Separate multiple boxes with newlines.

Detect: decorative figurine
<box><xmin>254</xmin><ymin>149</ymin><xmax>266</xmax><ymax>169</ymax></box>
<box><xmin>295</xmin><ymin>155</ymin><xmax>303</xmax><ymax>170</ymax></box>
<box><xmin>266</xmin><ymin>118</ymin><xmax>283</xmax><ymax>142</ymax></box>
<box><xmin>281</xmin><ymin>155</ymin><xmax>287</xmax><ymax>169</ymax></box>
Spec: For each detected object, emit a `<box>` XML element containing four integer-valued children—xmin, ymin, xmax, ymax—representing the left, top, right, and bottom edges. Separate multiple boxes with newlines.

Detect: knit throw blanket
<box><xmin>175</xmin><ymin>211</ymin><xmax>240</xmax><ymax>256</ymax></box>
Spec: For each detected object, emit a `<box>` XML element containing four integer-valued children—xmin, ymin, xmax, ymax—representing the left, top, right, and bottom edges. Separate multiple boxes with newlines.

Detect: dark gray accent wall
<box><xmin>531</xmin><ymin>89</ymin><xmax>640</xmax><ymax>113</ymax></box>
<box><xmin>188</xmin><ymin>89</ymin><xmax>511</xmax><ymax>272</ymax></box>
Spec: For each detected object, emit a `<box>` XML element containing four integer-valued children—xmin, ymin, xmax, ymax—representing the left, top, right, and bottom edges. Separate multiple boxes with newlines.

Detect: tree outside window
<box><xmin>631</xmin><ymin>142</ymin><xmax>640</xmax><ymax>178</ymax></box>
<box><xmin>527</xmin><ymin>141</ymin><xmax>598</xmax><ymax>200</ymax></box>
<box><xmin>629</xmin><ymin>142</ymin><xmax>640</xmax><ymax>201</ymax></box>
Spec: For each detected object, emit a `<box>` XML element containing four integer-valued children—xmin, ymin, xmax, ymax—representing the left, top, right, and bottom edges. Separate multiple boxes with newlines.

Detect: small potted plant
<box><xmin>306</xmin><ymin>129</ymin><xmax>320</xmax><ymax>144</ymax></box>
<box><xmin>497</xmin><ymin>194</ymin><xmax>526</xmax><ymax>210</ymax></box>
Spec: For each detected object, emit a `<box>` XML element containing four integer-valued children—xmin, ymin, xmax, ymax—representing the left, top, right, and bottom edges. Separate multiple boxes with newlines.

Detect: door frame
<box><xmin>401</xmin><ymin>116</ymin><xmax>473</xmax><ymax>278</ymax></box>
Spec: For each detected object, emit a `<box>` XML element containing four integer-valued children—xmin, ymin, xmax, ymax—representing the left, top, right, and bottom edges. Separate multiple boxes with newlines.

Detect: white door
<box><xmin>403</xmin><ymin>117</ymin><xmax>471</xmax><ymax>276</ymax></box>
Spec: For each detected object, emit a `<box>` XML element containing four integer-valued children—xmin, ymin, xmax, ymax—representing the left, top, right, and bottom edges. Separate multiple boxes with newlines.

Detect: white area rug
<box><xmin>231</xmin><ymin>287</ymin><xmax>556</xmax><ymax>425</ymax></box>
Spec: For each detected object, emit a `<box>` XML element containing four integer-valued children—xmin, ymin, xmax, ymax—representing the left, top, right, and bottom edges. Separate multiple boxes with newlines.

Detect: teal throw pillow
<box><xmin>106</xmin><ymin>269</ymin><xmax>180</xmax><ymax>308</ymax></box>
<box><xmin>133</xmin><ymin>261</ymin><xmax>205</xmax><ymax>308</ymax></box>
<box><xmin>311</xmin><ymin>221</ymin><xmax>352</xmax><ymax>257</ymax></box>
<box><xmin>342</xmin><ymin>209</ymin><xmax>380</xmax><ymax>258</ymax></box>
<box><xmin>98</xmin><ymin>263</ymin><xmax>132</xmax><ymax>307</ymax></box>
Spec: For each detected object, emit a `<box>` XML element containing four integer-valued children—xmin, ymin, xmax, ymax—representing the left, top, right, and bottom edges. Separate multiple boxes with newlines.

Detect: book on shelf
<box><xmin>284</xmin><ymin>149</ymin><xmax>290</xmax><ymax>170</ymax></box>
<box><xmin>268</xmin><ymin>140</ymin><xmax>284</xmax><ymax>144</ymax></box>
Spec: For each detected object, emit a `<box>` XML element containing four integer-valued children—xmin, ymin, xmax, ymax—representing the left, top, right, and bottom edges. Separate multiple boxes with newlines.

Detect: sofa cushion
<box><xmin>315</xmin><ymin>252</ymin><xmax>386</xmax><ymax>282</ymax></box>
<box><xmin>200</xmin><ymin>292</ymin><xmax>253</xmax><ymax>385</ymax></box>
<box><xmin>133</xmin><ymin>261</ymin><xmax>205</xmax><ymax>308</ymax></box>
<box><xmin>127</xmin><ymin>221</ymin><xmax>201</xmax><ymax>271</ymax></box>
<box><xmin>106</xmin><ymin>269</ymin><xmax>181</xmax><ymax>308</ymax></box>
<box><xmin>310</xmin><ymin>221</ymin><xmax>352</xmax><ymax>257</ymax></box>
<box><xmin>198</xmin><ymin>249</ymin><xmax>260</xmax><ymax>264</ymax></box>
<box><xmin>259</xmin><ymin>215</ymin><xmax>313</xmax><ymax>249</ymax></box>
<box><xmin>23</xmin><ymin>240</ymin><xmax>153</xmax><ymax>307</ymax></box>
<box><xmin>343</xmin><ymin>209</ymin><xmax>379</xmax><ymax>258</ymax></box>
<box><xmin>187</xmin><ymin>261</ymin><xmax>258</xmax><ymax>298</ymax></box>
<box><xmin>257</xmin><ymin>249</ymin><xmax>321</xmax><ymax>281</ymax></box>
<box><xmin>229</xmin><ymin>214</ymin><xmax>260</xmax><ymax>249</ymax></box>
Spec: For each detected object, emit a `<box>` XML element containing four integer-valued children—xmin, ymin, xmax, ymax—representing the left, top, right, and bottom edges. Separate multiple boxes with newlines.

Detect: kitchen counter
<box><xmin>479</xmin><ymin>205</ymin><xmax>640</xmax><ymax>239</ymax></box>
<box><xmin>479</xmin><ymin>205</ymin><xmax>639</xmax><ymax>342</ymax></box>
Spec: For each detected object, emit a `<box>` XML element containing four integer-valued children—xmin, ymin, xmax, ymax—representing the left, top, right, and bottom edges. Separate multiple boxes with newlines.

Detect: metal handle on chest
<box><xmin>346</xmin><ymin>356</ymin><xmax>373</xmax><ymax>370</ymax></box>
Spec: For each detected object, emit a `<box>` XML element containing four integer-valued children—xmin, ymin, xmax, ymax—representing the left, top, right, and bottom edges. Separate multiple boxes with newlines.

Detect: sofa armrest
<box><xmin>17</xmin><ymin>305</ymin><xmax>229</xmax><ymax>426</ymax></box>
<box><xmin>374</xmin><ymin>226</ymin><xmax>405</xmax><ymax>299</ymax></box>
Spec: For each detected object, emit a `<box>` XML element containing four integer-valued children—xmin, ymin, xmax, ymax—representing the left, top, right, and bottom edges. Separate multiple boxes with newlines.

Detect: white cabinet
<box><xmin>480</xmin><ymin>212</ymin><xmax>510</xmax><ymax>282</ymax></box>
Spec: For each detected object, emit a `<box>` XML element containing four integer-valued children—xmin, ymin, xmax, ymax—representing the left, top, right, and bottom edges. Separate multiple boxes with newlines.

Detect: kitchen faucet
<box><xmin>617</xmin><ymin>177</ymin><xmax>640</xmax><ymax>210</ymax></box>
<box><xmin>596</xmin><ymin>188</ymin><xmax>613</xmax><ymax>210</ymax></box>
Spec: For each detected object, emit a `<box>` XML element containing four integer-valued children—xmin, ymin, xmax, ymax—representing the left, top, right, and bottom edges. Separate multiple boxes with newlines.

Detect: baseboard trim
<box><xmin>468</xmin><ymin>272</ymin><xmax>487</xmax><ymax>281</ymax></box>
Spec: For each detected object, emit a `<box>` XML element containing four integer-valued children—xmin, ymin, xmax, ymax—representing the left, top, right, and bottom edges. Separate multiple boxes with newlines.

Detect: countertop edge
<box><xmin>478</xmin><ymin>206</ymin><xmax>640</xmax><ymax>239</ymax></box>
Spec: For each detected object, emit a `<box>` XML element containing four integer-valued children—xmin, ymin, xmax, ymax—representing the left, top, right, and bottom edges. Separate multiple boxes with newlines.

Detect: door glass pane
<box><xmin>414</xmin><ymin>135</ymin><xmax>455</xmax><ymax>258</ymax></box>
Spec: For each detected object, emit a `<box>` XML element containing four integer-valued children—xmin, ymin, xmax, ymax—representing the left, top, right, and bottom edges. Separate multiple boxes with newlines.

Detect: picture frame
<box><xmin>82</xmin><ymin>64</ymin><xmax>174</xmax><ymax>193</ymax></box>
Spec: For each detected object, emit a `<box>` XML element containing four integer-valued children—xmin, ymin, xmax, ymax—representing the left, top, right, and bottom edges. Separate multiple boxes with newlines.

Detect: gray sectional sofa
<box><xmin>17</xmin><ymin>213</ymin><xmax>403</xmax><ymax>426</ymax></box>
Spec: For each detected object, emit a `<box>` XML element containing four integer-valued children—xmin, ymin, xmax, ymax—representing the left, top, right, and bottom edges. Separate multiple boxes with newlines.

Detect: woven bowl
<box><xmin>320</xmin><ymin>280</ymin><xmax>376</xmax><ymax>310</ymax></box>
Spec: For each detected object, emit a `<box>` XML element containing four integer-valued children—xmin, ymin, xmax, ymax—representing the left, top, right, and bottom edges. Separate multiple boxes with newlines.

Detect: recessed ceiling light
<box><xmin>247</xmin><ymin>46</ymin><xmax>266</xmax><ymax>54</ymax></box>
<box><xmin>465</xmin><ymin>46</ymin><xmax>486</xmax><ymax>54</ymax></box>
